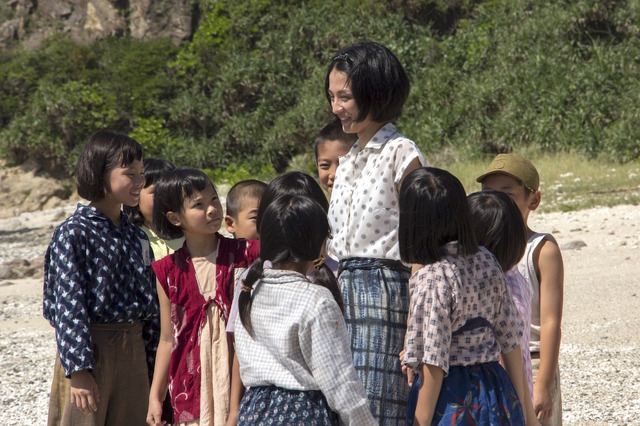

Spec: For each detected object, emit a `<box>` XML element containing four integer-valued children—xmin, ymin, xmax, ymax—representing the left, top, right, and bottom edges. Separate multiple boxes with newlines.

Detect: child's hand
<box><xmin>70</xmin><ymin>370</ymin><xmax>99</xmax><ymax>415</ymax></box>
<box><xmin>146</xmin><ymin>398</ymin><xmax>166</xmax><ymax>426</ymax></box>
<box><xmin>399</xmin><ymin>348</ymin><xmax>414</xmax><ymax>385</ymax></box>
<box><xmin>533</xmin><ymin>382</ymin><xmax>553</xmax><ymax>420</ymax></box>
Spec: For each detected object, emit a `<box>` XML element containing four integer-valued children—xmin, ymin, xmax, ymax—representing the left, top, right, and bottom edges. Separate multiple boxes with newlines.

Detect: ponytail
<box><xmin>238</xmin><ymin>257</ymin><xmax>265</xmax><ymax>337</ymax></box>
<box><xmin>312</xmin><ymin>263</ymin><xmax>344</xmax><ymax>315</ymax></box>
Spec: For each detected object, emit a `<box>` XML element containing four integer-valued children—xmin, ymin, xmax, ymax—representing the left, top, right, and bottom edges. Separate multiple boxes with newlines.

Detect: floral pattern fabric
<box><xmin>238</xmin><ymin>386</ymin><xmax>339</xmax><ymax>426</ymax></box>
<box><xmin>43</xmin><ymin>204</ymin><xmax>159</xmax><ymax>378</ymax></box>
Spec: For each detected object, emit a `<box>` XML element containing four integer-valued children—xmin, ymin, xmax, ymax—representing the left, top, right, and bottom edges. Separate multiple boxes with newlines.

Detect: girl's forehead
<box><xmin>186</xmin><ymin>182</ymin><xmax>216</xmax><ymax>199</ymax></box>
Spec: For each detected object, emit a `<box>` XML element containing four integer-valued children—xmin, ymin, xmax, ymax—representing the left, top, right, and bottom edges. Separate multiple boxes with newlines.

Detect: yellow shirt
<box><xmin>141</xmin><ymin>225</ymin><xmax>185</xmax><ymax>262</ymax></box>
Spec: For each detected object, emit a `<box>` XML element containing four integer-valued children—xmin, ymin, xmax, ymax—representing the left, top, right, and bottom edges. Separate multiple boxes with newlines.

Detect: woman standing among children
<box><xmin>325</xmin><ymin>40</ymin><xmax>426</xmax><ymax>423</ymax></box>
<box><xmin>43</xmin><ymin>130</ymin><xmax>159</xmax><ymax>425</ymax></box>
<box><xmin>468</xmin><ymin>190</ymin><xmax>539</xmax><ymax>425</ymax></box>
<box><xmin>146</xmin><ymin>168</ymin><xmax>258</xmax><ymax>426</ymax></box>
<box><xmin>399</xmin><ymin>167</ymin><xmax>527</xmax><ymax>425</ymax></box>
<box><xmin>235</xmin><ymin>194</ymin><xmax>375</xmax><ymax>425</ymax></box>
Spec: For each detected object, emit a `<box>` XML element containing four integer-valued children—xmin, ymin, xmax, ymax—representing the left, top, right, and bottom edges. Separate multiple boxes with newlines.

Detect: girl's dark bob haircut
<box><xmin>239</xmin><ymin>194</ymin><xmax>340</xmax><ymax>336</ymax></box>
<box><xmin>325</xmin><ymin>41</ymin><xmax>410</xmax><ymax>124</ymax></box>
<box><xmin>468</xmin><ymin>190</ymin><xmax>527</xmax><ymax>271</ymax></box>
<box><xmin>256</xmin><ymin>171</ymin><xmax>328</xmax><ymax>234</ymax></box>
<box><xmin>123</xmin><ymin>157</ymin><xmax>176</xmax><ymax>227</ymax></box>
<box><xmin>399</xmin><ymin>167</ymin><xmax>478</xmax><ymax>264</ymax></box>
<box><xmin>153</xmin><ymin>167</ymin><xmax>215</xmax><ymax>240</ymax></box>
<box><xmin>75</xmin><ymin>130</ymin><xmax>143</xmax><ymax>202</ymax></box>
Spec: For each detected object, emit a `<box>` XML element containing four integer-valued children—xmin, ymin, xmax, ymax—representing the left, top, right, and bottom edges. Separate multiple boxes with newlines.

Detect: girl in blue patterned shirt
<box><xmin>43</xmin><ymin>130</ymin><xmax>159</xmax><ymax>426</ymax></box>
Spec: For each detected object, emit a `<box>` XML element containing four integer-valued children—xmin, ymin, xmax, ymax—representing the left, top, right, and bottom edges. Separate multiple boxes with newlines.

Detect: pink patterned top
<box><xmin>404</xmin><ymin>243</ymin><xmax>523</xmax><ymax>375</ymax></box>
<box><xmin>505</xmin><ymin>266</ymin><xmax>533</xmax><ymax>399</ymax></box>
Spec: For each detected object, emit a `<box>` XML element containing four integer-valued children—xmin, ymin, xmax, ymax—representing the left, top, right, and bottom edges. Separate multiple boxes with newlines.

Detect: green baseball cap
<box><xmin>476</xmin><ymin>153</ymin><xmax>539</xmax><ymax>192</ymax></box>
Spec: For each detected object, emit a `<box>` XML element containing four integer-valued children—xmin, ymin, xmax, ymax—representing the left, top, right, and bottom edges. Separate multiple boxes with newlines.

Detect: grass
<box><xmin>268</xmin><ymin>151</ymin><xmax>640</xmax><ymax>214</ymax></box>
<box><xmin>445</xmin><ymin>152</ymin><xmax>640</xmax><ymax>213</ymax></box>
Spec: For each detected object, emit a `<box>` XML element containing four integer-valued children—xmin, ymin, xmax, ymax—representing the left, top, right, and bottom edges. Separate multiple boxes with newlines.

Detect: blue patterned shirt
<box><xmin>43</xmin><ymin>204</ymin><xmax>159</xmax><ymax>377</ymax></box>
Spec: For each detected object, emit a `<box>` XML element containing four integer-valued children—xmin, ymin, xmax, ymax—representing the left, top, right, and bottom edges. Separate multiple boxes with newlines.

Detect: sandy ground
<box><xmin>0</xmin><ymin>203</ymin><xmax>639</xmax><ymax>425</ymax></box>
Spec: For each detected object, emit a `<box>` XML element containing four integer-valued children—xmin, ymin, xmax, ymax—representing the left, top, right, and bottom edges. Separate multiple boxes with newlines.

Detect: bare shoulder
<box><xmin>532</xmin><ymin>233</ymin><xmax>564</xmax><ymax>291</ymax></box>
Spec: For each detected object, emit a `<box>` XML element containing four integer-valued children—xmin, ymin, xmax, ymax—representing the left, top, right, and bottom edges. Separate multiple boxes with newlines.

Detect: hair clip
<box><xmin>241</xmin><ymin>280</ymin><xmax>252</xmax><ymax>293</ymax></box>
<box><xmin>332</xmin><ymin>53</ymin><xmax>351</xmax><ymax>63</ymax></box>
<box><xmin>313</xmin><ymin>255</ymin><xmax>326</xmax><ymax>270</ymax></box>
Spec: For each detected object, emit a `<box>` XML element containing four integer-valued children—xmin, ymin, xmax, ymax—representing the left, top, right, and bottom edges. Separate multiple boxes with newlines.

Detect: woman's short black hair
<box><xmin>256</xmin><ymin>171</ymin><xmax>328</xmax><ymax>234</ymax></box>
<box><xmin>75</xmin><ymin>130</ymin><xmax>143</xmax><ymax>201</ymax></box>
<box><xmin>239</xmin><ymin>194</ymin><xmax>342</xmax><ymax>336</ymax></box>
<box><xmin>124</xmin><ymin>157</ymin><xmax>176</xmax><ymax>226</ymax></box>
<box><xmin>468</xmin><ymin>190</ymin><xmax>527</xmax><ymax>271</ymax></box>
<box><xmin>325</xmin><ymin>41</ymin><xmax>410</xmax><ymax>124</ymax></box>
<box><xmin>153</xmin><ymin>167</ymin><xmax>215</xmax><ymax>240</ymax></box>
<box><xmin>399</xmin><ymin>167</ymin><xmax>478</xmax><ymax>264</ymax></box>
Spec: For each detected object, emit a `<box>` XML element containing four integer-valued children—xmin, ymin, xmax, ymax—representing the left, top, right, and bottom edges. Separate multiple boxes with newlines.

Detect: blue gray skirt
<box><xmin>338</xmin><ymin>257</ymin><xmax>411</xmax><ymax>425</ymax></box>
<box><xmin>238</xmin><ymin>386</ymin><xmax>339</xmax><ymax>425</ymax></box>
<box><xmin>406</xmin><ymin>362</ymin><xmax>525</xmax><ymax>425</ymax></box>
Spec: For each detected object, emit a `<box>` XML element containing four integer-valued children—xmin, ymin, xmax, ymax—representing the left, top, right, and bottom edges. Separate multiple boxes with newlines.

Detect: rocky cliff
<box><xmin>0</xmin><ymin>0</ymin><xmax>193</xmax><ymax>49</ymax></box>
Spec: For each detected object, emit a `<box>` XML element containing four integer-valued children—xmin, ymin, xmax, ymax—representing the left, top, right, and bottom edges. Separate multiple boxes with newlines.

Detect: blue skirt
<box><xmin>238</xmin><ymin>386</ymin><xmax>339</xmax><ymax>425</ymax></box>
<box><xmin>406</xmin><ymin>362</ymin><xmax>525</xmax><ymax>425</ymax></box>
<box><xmin>338</xmin><ymin>257</ymin><xmax>411</xmax><ymax>425</ymax></box>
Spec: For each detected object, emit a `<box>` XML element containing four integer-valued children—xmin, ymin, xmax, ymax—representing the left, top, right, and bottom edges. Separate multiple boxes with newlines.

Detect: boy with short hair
<box><xmin>225</xmin><ymin>179</ymin><xmax>267</xmax><ymax>240</ymax></box>
<box><xmin>477</xmin><ymin>153</ymin><xmax>564</xmax><ymax>425</ymax></box>
<box><xmin>314</xmin><ymin>120</ymin><xmax>357</xmax><ymax>194</ymax></box>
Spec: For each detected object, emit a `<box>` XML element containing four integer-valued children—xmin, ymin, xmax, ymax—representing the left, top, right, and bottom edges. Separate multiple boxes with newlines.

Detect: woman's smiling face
<box><xmin>327</xmin><ymin>69</ymin><xmax>380</xmax><ymax>143</ymax></box>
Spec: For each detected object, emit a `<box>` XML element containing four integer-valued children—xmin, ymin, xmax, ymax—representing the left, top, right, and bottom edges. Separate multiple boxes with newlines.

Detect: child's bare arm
<box><xmin>414</xmin><ymin>363</ymin><xmax>443</xmax><ymax>425</ymax></box>
<box><xmin>502</xmin><ymin>346</ymin><xmax>527</xmax><ymax>418</ymax></box>
<box><xmin>226</xmin><ymin>351</ymin><xmax>244</xmax><ymax>426</ymax></box>
<box><xmin>147</xmin><ymin>280</ymin><xmax>172</xmax><ymax>426</ymax></box>
<box><xmin>534</xmin><ymin>238</ymin><xmax>564</xmax><ymax>420</ymax></box>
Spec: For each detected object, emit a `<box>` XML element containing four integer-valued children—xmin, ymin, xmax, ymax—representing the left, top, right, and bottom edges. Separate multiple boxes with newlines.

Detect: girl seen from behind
<box><xmin>234</xmin><ymin>194</ymin><xmax>375</xmax><ymax>425</ymax></box>
<box><xmin>147</xmin><ymin>168</ymin><xmax>259</xmax><ymax>426</ymax></box>
<box><xmin>325</xmin><ymin>40</ymin><xmax>426</xmax><ymax>423</ymax></box>
<box><xmin>468</xmin><ymin>190</ymin><xmax>539</xmax><ymax>425</ymax></box>
<box><xmin>399</xmin><ymin>167</ymin><xmax>527</xmax><ymax>425</ymax></box>
<box><xmin>43</xmin><ymin>130</ymin><xmax>158</xmax><ymax>425</ymax></box>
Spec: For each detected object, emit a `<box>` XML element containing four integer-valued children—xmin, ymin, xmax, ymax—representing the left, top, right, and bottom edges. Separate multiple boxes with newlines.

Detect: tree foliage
<box><xmin>0</xmin><ymin>0</ymin><xmax>639</xmax><ymax>177</ymax></box>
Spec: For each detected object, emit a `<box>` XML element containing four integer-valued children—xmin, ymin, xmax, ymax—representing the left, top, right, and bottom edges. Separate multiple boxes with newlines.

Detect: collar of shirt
<box><xmin>260</xmin><ymin>268</ymin><xmax>308</xmax><ymax>285</ymax></box>
<box><xmin>343</xmin><ymin>122</ymin><xmax>399</xmax><ymax>160</ymax></box>
<box><xmin>77</xmin><ymin>203</ymin><xmax>131</xmax><ymax>229</ymax></box>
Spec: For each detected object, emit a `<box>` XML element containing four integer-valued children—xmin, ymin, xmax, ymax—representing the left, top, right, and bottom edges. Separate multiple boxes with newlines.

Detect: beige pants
<box><xmin>531</xmin><ymin>354</ymin><xmax>563</xmax><ymax>426</ymax></box>
<box><xmin>47</xmin><ymin>323</ymin><xmax>149</xmax><ymax>426</ymax></box>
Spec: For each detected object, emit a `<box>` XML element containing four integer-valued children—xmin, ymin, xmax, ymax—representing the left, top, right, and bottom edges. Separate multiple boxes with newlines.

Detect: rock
<box><xmin>0</xmin><ymin>161</ymin><xmax>72</xmax><ymax>219</ymax></box>
<box><xmin>38</xmin><ymin>0</ymin><xmax>72</xmax><ymax>19</ymax></box>
<box><xmin>0</xmin><ymin>19</ymin><xmax>22</xmax><ymax>48</ymax></box>
<box><xmin>0</xmin><ymin>259</ymin><xmax>33</xmax><ymax>279</ymax></box>
<box><xmin>560</xmin><ymin>240</ymin><xmax>587</xmax><ymax>250</ymax></box>
<box><xmin>3</xmin><ymin>0</ymin><xmax>193</xmax><ymax>49</ymax></box>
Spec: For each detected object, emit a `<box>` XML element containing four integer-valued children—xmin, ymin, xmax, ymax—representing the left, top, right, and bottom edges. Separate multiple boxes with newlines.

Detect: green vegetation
<box><xmin>1</xmin><ymin>0</ymin><xmax>639</xmax><ymax>184</ymax></box>
<box><xmin>450</xmin><ymin>152</ymin><xmax>640</xmax><ymax>213</ymax></box>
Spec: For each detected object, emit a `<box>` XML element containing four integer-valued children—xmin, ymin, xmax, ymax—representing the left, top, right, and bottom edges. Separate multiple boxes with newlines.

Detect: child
<box><xmin>468</xmin><ymin>190</ymin><xmax>538</xmax><ymax>425</ymax></box>
<box><xmin>325</xmin><ymin>40</ymin><xmax>426</xmax><ymax>423</ymax></box>
<box><xmin>399</xmin><ymin>167</ymin><xmax>526</xmax><ymax>425</ymax></box>
<box><xmin>224</xmin><ymin>179</ymin><xmax>267</xmax><ymax>240</ymax></box>
<box><xmin>123</xmin><ymin>157</ymin><xmax>184</xmax><ymax>260</ymax></box>
<box><xmin>43</xmin><ymin>130</ymin><xmax>159</xmax><ymax>425</ymax></box>
<box><xmin>227</xmin><ymin>171</ymin><xmax>329</xmax><ymax>334</ymax></box>
<box><xmin>314</xmin><ymin>118</ymin><xmax>358</xmax><ymax>194</ymax></box>
<box><xmin>477</xmin><ymin>153</ymin><xmax>564</xmax><ymax>425</ymax></box>
<box><xmin>146</xmin><ymin>168</ymin><xmax>259</xmax><ymax>426</ymax></box>
<box><xmin>234</xmin><ymin>194</ymin><xmax>376</xmax><ymax>425</ymax></box>
<box><xmin>225</xmin><ymin>171</ymin><xmax>333</xmax><ymax>424</ymax></box>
